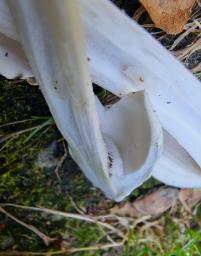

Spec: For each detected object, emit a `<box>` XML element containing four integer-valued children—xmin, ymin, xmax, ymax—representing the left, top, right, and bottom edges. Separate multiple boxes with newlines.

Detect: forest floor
<box><xmin>1</xmin><ymin>1</ymin><xmax>201</xmax><ymax>255</ymax></box>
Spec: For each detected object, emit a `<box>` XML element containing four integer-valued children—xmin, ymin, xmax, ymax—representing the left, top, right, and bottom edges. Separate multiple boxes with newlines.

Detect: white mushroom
<box><xmin>0</xmin><ymin>32</ymin><xmax>31</xmax><ymax>79</ymax></box>
<box><xmin>153</xmin><ymin>130</ymin><xmax>201</xmax><ymax>188</ymax></box>
<box><xmin>4</xmin><ymin>0</ymin><xmax>162</xmax><ymax>201</ymax></box>
<box><xmin>0</xmin><ymin>0</ymin><xmax>201</xmax><ymax>197</ymax></box>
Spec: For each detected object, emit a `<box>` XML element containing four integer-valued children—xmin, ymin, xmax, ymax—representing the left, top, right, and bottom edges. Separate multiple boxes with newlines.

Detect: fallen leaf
<box><xmin>110</xmin><ymin>187</ymin><xmax>178</xmax><ymax>217</ymax></box>
<box><xmin>179</xmin><ymin>189</ymin><xmax>201</xmax><ymax>208</ymax></box>
<box><xmin>139</xmin><ymin>0</ymin><xmax>196</xmax><ymax>34</ymax></box>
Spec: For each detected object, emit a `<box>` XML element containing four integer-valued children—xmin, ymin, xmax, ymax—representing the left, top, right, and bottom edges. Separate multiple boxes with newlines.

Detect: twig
<box><xmin>0</xmin><ymin>118</ymin><xmax>34</xmax><ymax>129</ymax></box>
<box><xmin>139</xmin><ymin>220</ymin><xmax>163</xmax><ymax>234</ymax></box>
<box><xmin>0</xmin><ymin>241</ymin><xmax>124</xmax><ymax>255</ymax></box>
<box><xmin>178</xmin><ymin>194</ymin><xmax>195</xmax><ymax>216</ymax></box>
<box><xmin>54</xmin><ymin>142</ymin><xmax>68</xmax><ymax>182</ymax></box>
<box><xmin>96</xmin><ymin>223</ymin><xmax>117</xmax><ymax>245</ymax></box>
<box><xmin>170</xmin><ymin>24</ymin><xmax>197</xmax><ymax>51</ymax></box>
<box><xmin>69</xmin><ymin>195</ymin><xmax>86</xmax><ymax>215</ymax></box>
<box><xmin>173</xmin><ymin>37</ymin><xmax>201</xmax><ymax>60</ymax></box>
<box><xmin>138</xmin><ymin>238</ymin><xmax>163</xmax><ymax>253</ymax></box>
<box><xmin>65</xmin><ymin>241</ymin><xmax>124</xmax><ymax>253</ymax></box>
<box><xmin>0</xmin><ymin>207</ymin><xmax>54</xmax><ymax>246</ymax></box>
<box><xmin>1</xmin><ymin>203</ymin><xmax>124</xmax><ymax>238</ymax></box>
<box><xmin>132</xmin><ymin>5</ymin><xmax>146</xmax><ymax>22</ymax></box>
<box><xmin>0</xmin><ymin>125</ymin><xmax>42</xmax><ymax>144</ymax></box>
<box><xmin>194</xmin><ymin>19</ymin><xmax>201</xmax><ymax>29</ymax></box>
<box><xmin>0</xmin><ymin>137</ymin><xmax>15</xmax><ymax>152</ymax></box>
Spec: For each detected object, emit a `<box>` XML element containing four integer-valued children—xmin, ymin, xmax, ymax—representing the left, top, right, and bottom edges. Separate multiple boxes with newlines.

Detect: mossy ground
<box><xmin>0</xmin><ymin>79</ymin><xmax>162</xmax><ymax>255</ymax></box>
<box><xmin>1</xmin><ymin>79</ymin><xmax>201</xmax><ymax>256</ymax></box>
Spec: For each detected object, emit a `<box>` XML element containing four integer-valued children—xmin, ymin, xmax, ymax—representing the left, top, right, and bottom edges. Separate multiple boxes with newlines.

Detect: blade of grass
<box><xmin>23</xmin><ymin>118</ymin><xmax>53</xmax><ymax>143</ymax></box>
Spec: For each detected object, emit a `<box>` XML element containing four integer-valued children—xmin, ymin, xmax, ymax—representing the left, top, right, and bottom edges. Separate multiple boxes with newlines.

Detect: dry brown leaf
<box><xmin>111</xmin><ymin>188</ymin><xmax>201</xmax><ymax>218</ymax></box>
<box><xmin>110</xmin><ymin>187</ymin><xmax>179</xmax><ymax>217</ymax></box>
<box><xmin>179</xmin><ymin>189</ymin><xmax>201</xmax><ymax>208</ymax></box>
<box><xmin>139</xmin><ymin>0</ymin><xmax>196</xmax><ymax>34</ymax></box>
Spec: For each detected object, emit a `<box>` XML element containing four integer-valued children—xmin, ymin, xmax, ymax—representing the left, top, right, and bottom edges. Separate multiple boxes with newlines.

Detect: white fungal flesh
<box><xmin>96</xmin><ymin>92</ymin><xmax>163</xmax><ymax>199</ymax></box>
<box><xmin>0</xmin><ymin>32</ymin><xmax>32</xmax><ymax>79</ymax></box>
<box><xmin>153</xmin><ymin>130</ymin><xmax>201</xmax><ymax>187</ymax></box>
<box><xmin>0</xmin><ymin>0</ymin><xmax>17</xmax><ymax>39</ymax></box>
<box><xmin>80</xmin><ymin>0</ymin><xmax>201</xmax><ymax>168</ymax></box>
<box><xmin>6</xmin><ymin>0</ymin><xmax>162</xmax><ymax>200</ymax></box>
<box><xmin>0</xmin><ymin>0</ymin><xmax>201</xmax><ymax>192</ymax></box>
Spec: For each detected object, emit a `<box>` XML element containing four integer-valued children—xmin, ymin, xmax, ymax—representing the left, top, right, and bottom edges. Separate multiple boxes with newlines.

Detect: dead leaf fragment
<box><xmin>111</xmin><ymin>188</ymin><xmax>201</xmax><ymax>218</ymax></box>
<box><xmin>139</xmin><ymin>0</ymin><xmax>196</xmax><ymax>34</ymax></box>
<box><xmin>179</xmin><ymin>189</ymin><xmax>201</xmax><ymax>208</ymax></box>
<box><xmin>110</xmin><ymin>187</ymin><xmax>178</xmax><ymax>217</ymax></box>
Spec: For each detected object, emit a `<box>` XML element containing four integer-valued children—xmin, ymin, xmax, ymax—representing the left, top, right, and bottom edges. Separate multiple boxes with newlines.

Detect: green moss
<box><xmin>0</xmin><ymin>78</ymin><xmax>182</xmax><ymax>255</ymax></box>
<box><xmin>0</xmin><ymin>79</ymin><xmax>111</xmax><ymax>253</ymax></box>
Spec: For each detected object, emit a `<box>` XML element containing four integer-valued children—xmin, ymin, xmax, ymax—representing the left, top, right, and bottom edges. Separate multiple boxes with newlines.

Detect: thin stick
<box><xmin>65</xmin><ymin>241</ymin><xmax>124</xmax><ymax>253</ymax></box>
<box><xmin>0</xmin><ymin>137</ymin><xmax>15</xmax><ymax>152</ymax></box>
<box><xmin>0</xmin><ymin>207</ymin><xmax>54</xmax><ymax>246</ymax></box>
<box><xmin>1</xmin><ymin>203</ymin><xmax>124</xmax><ymax>238</ymax></box>
<box><xmin>0</xmin><ymin>118</ymin><xmax>34</xmax><ymax>128</ymax></box>
<box><xmin>0</xmin><ymin>125</ymin><xmax>41</xmax><ymax>144</ymax></box>
<box><xmin>54</xmin><ymin>142</ymin><xmax>68</xmax><ymax>183</ymax></box>
<box><xmin>0</xmin><ymin>241</ymin><xmax>123</xmax><ymax>255</ymax></box>
<box><xmin>69</xmin><ymin>195</ymin><xmax>86</xmax><ymax>215</ymax></box>
<box><xmin>170</xmin><ymin>24</ymin><xmax>197</xmax><ymax>51</ymax></box>
<box><xmin>96</xmin><ymin>223</ymin><xmax>117</xmax><ymax>244</ymax></box>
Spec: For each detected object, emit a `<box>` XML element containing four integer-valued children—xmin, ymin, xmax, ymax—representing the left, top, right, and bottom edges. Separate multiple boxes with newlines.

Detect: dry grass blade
<box><xmin>0</xmin><ymin>241</ymin><xmax>124</xmax><ymax>255</ymax></box>
<box><xmin>173</xmin><ymin>37</ymin><xmax>201</xmax><ymax>60</ymax></box>
<box><xmin>0</xmin><ymin>124</ymin><xmax>42</xmax><ymax>144</ymax></box>
<box><xmin>0</xmin><ymin>203</ymin><xmax>124</xmax><ymax>238</ymax></box>
<box><xmin>54</xmin><ymin>142</ymin><xmax>68</xmax><ymax>183</ymax></box>
<box><xmin>132</xmin><ymin>5</ymin><xmax>146</xmax><ymax>22</ymax></box>
<box><xmin>0</xmin><ymin>118</ymin><xmax>34</xmax><ymax>129</ymax></box>
<box><xmin>0</xmin><ymin>207</ymin><xmax>54</xmax><ymax>246</ymax></box>
<box><xmin>170</xmin><ymin>23</ymin><xmax>197</xmax><ymax>50</ymax></box>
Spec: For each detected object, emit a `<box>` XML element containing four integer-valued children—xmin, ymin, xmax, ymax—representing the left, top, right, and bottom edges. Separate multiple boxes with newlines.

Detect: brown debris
<box><xmin>173</xmin><ymin>38</ymin><xmax>201</xmax><ymax>60</ymax></box>
<box><xmin>111</xmin><ymin>187</ymin><xmax>179</xmax><ymax>217</ymax></box>
<box><xmin>132</xmin><ymin>5</ymin><xmax>146</xmax><ymax>22</ymax></box>
<box><xmin>111</xmin><ymin>188</ymin><xmax>201</xmax><ymax>218</ymax></box>
<box><xmin>179</xmin><ymin>189</ymin><xmax>201</xmax><ymax>208</ymax></box>
<box><xmin>139</xmin><ymin>0</ymin><xmax>196</xmax><ymax>34</ymax></box>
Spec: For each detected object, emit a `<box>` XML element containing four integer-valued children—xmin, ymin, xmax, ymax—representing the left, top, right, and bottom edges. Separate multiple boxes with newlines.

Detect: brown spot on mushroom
<box><xmin>108</xmin><ymin>153</ymin><xmax>113</xmax><ymax>176</ymax></box>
